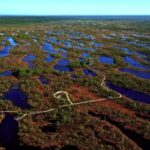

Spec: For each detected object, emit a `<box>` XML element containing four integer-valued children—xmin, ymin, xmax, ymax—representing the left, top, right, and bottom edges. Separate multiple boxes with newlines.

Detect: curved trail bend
<box><xmin>0</xmin><ymin>67</ymin><xmax>122</xmax><ymax>121</ymax></box>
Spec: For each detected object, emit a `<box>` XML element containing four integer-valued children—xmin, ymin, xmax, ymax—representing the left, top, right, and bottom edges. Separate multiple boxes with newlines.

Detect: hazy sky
<box><xmin>0</xmin><ymin>0</ymin><xmax>150</xmax><ymax>15</ymax></box>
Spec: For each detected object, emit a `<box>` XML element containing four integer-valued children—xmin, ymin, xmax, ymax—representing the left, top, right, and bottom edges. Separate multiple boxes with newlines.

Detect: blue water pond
<box><xmin>0</xmin><ymin>46</ymin><xmax>12</xmax><ymax>57</ymax></box>
<box><xmin>43</xmin><ymin>42</ymin><xmax>58</xmax><ymax>54</ymax></box>
<box><xmin>71</xmin><ymin>74</ymin><xmax>78</xmax><ymax>79</ymax></box>
<box><xmin>23</xmin><ymin>54</ymin><xmax>36</xmax><ymax>69</ymax></box>
<box><xmin>0</xmin><ymin>115</ymin><xmax>18</xmax><ymax>148</ymax></box>
<box><xmin>53</xmin><ymin>65</ymin><xmax>73</xmax><ymax>72</ymax></box>
<box><xmin>6</xmin><ymin>37</ymin><xmax>17</xmax><ymax>47</ymax></box>
<box><xmin>120</xmin><ymin>68</ymin><xmax>150</xmax><ymax>79</ymax></box>
<box><xmin>81</xmin><ymin>52</ymin><xmax>90</xmax><ymax>58</ymax></box>
<box><xmin>83</xmin><ymin>69</ymin><xmax>97</xmax><ymax>76</ymax></box>
<box><xmin>44</xmin><ymin>55</ymin><xmax>54</xmax><ymax>63</ymax></box>
<box><xmin>23</xmin><ymin>54</ymin><xmax>36</xmax><ymax>62</ymax></box>
<box><xmin>106</xmin><ymin>82</ymin><xmax>150</xmax><ymax>104</ymax></box>
<box><xmin>0</xmin><ymin>71</ymin><xmax>12</xmax><ymax>77</ymax></box>
<box><xmin>53</xmin><ymin>59</ymin><xmax>73</xmax><ymax>72</ymax></box>
<box><xmin>99</xmin><ymin>56</ymin><xmax>114</xmax><ymax>65</ymax></box>
<box><xmin>57</xmin><ymin>59</ymin><xmax>70</xmax><ymax>66</ymax></box>
<box><xmin>39</xmin><ymin>76</ymin><xmax>49</xmax><ymax>85</ymax></box>
<box><xmin>4</xmin><ymin>89</ymin><xmax>30</xmax><ymax>109</ymax></box>
<box><xmin>124</xmin><ymin>56</ymin><xmax>149</xmax><ymax>70</ymax></box>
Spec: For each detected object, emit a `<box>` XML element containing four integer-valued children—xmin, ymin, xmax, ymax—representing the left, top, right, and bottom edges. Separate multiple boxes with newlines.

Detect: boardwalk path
<box><xmin>0</xmin><ymin>67</ymin><xmax>122</xmax><ymax>121</ymax></box>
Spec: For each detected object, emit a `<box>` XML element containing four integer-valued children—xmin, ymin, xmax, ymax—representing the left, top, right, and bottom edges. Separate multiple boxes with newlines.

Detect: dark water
<box><xmin>98</xmin><ymin>56</ymin><xmax>114</xmax><ymax>65</ymax></box>
<box><xmin>0</xmin><ymin>115</ymin><xmax>19</xmax><ymax>149</ymax></box>
<box><xmin>79</xmin><ymin>57</ymin><xmax>85</xmax><ymax>62</ymax></box>
<box><xmin>57</xmin><ymin>59</ymin><xmax>70</xmax><ymax>66</ymax></box>
<box><xmin>106</xmin><ymin>82</ymin><xmax>150</xmax><ymax>104</ymax></box>
<box><xmin>53</xmin><ymin>65</ymin><xmax>73</xmax><ymax>72</ymax></box>
<box><xmin>83</xmin><ymin>69</ymin><xmax>97</xmax><ymax>76</ymax></box>
<box><xmin>23</xmin><ymin>54</ymin><xmax>36</xmax><ymax>69</ymax></box>
<box><xmin>4</xmin><ymin>89</ymin><xmax>30</xmax><ymax>109</ymax></box>
<box><xmin>135</xmin><ymin>52</ymin><xmax>147</xmax><ymax>58</ymax></box>
<box><xmin>44</xmin><ymin>55</ymin><xmax>54</xmax><ymax>63</ymax></box>
<box><xmin>0</xmin><ymin>71</ymin><xmax>12</xmax><ymax>77</ymax></box>
<box><xmin>39</xmin><ymin>76</ymin><xmax>49</xmax><ymax>85</ymax></box>
<box><xmin>43</xmin><ymin>42</ymin><xmax>58</xmax><ymax>54</ymax></box>
<box><xmin>124</xmin><ymin>56</ymin><xmax>149</xmax><ymax>70</ymax></box>
<box><xmin>53</xmin><ymin>59</ymin><xmax>73</xmax><ymax>72</ymax></box>
<box><xmin>23</xmin><ymin>54</ymin><xmax>36</xmax><ymax>62</ymax></box>
<box><xmin>0</xmin><ymin>46</ymin><xmax>12</xmax><ymax>57</ymax></box>
<box><xmin>71</xmin><ymin>74</ymin><xmax>78</xmax><ymax>79</ymax></box>
<box><xmin>120</xmin><ymin>68</ymin><xmax>150</xmax><ymax>79</ymax></box>
<box><xmin>81</xmin><ymin>52</ymin><xmax>90</xmax><ymax>58</ymax></box>
<box><xmin>6</xmin><ymin>37</ymin><xmax>17</xmax><ymax>46</ymax></box>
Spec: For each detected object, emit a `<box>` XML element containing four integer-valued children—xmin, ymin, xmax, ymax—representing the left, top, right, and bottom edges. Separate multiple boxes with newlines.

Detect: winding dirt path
<box><xmin>0</xmin><ymin>67</ymin><xmax>122</xmax><ymax>121</ymax></box>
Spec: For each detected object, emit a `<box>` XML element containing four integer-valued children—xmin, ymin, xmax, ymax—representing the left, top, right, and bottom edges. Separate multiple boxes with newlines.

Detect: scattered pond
<box><xmin>23</xmin><ymin>54</ymin><xmax>36</xmax><ymax>69</ymax></box>
<box><xmin>57</xmin><ymin>59</ymin><xmax>70</xmax><ymax>66</ymax></box>
<box><xmin>106</xmin><ymin>82</ymin><xmax>150</xmax><ymax>104</ymax></box>
<box><xmin>98</xmin><ymin>56</ymin><xmax>114</xmax><ymax>65</ymax></box>
<box><xmin>0</xmin><ymin>46</ymin><xmax>12</xmax><ymax>57</ymax></box>
<box><xmin>135</xmin><ymin>52</ymin><xmax>147</xmax><ymax>58</ymax></box>
<box><xmin>124</xmin><ymin>56</ymin><xmax>149</xmax><ymax>70</ymax></box>
<box><xmin>23</xmin><ymin>54</ymin><xmax>36</xmax><ymax>62</ymax></box>
<box><xmin>39</xmin><ymin>76</ymin><xmax>49</xmax><ymax>85</ymax></box>
<box><xmin>4</xmin><ymin>89</ymin><xmax>30</xmax><ymax>109</ymax></box>
<box><xmin>120</xmin><ymin>68</ymin><xmax>150</xmax><ymax>79</ymax></box>
<box><xmin>79</xmin><ymin>58</ymin><xmax>85</xmax><ymax>62</ymax></box>
<box><xmin>43</xmin><ymin>42</ymin><xmax>58</xmax><ymax>54</ymax></box>
<box><xmin>44</xmin><ymin>55</ymin><xmax>54</xmax><ymax>63</ymax></box>
<box><xmin>71</xmin><ymin>74</ymin><xmax>78</xmax><ymax>79</ymax></box>
<box><xmin>83</xmin><ymin>69</ymin><xmax>97</xmax><ymax>76</ymax></box>
<box><xmin>0</xmin><ymin>115</ymin><xmax>19</xmax><ymax>148</ymax></box>
<box><xmin>6</xmin><ymin>37</ymin><xmax>17</xmax><ymax>46</ymax></box>
<box><xmin>53</xmin><ymin>65</ymin><xmax>73</xmax><ymax>72</ymax></box>
<box><xmin>81</xmin><ymin>52</ymin><xmax>90</xmax><ymax>58</ymax></box>
<box><xmin>53</xmin><ymin>59</ymin><xmax>73</xmax><ymax>72</ymax></box>
<box><xmin>0</xmin><ymin>71</ymin><xmax>12</xmax><ymax>77</ymax></box>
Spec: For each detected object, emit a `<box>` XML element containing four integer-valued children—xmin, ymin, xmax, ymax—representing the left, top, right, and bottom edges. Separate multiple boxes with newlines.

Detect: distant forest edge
<box><xmin>0</xmin><ymin>16</ymin><xmax>150</xmax><ymax>24</ymax></box>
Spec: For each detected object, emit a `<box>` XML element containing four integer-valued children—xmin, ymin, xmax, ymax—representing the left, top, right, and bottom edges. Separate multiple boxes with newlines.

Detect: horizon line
<box><xmin>0</xmin><ymin>14</ymin><xmax>150</xmax><ymax>16</ymax></box>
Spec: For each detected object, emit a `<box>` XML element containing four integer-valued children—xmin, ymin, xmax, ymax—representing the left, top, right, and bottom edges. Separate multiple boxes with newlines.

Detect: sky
<box><xmin>0</xmin><ymin>0</ymin><xmax>150</xmax><ymax>15</ymax></box>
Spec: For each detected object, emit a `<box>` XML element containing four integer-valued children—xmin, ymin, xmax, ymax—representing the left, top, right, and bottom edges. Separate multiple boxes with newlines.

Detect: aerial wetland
<box><xmin>0</xmin><ymin>16</ymin><xmax>150</xmax><ymax>150</ymax></box>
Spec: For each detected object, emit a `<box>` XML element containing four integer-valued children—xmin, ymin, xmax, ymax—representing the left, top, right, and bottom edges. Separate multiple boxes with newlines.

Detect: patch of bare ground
<box><xmin>68</xmin><ymin>84</ymin><xmax>150</xmax><ymax>149</ymax></box>
<box><xmin>4</xmin><ymin>56</ymin><xmax>27</xmax><ymax>68</ymax></box>
<box><xmin>69</xmin><ymin>84</ymin><xmax>135</xmax><ymax>116</ymax></box>
<box><xmin>69</xmin><ymin>84</ymin><xmax>104</xmax><ymax>101</ymax></box>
